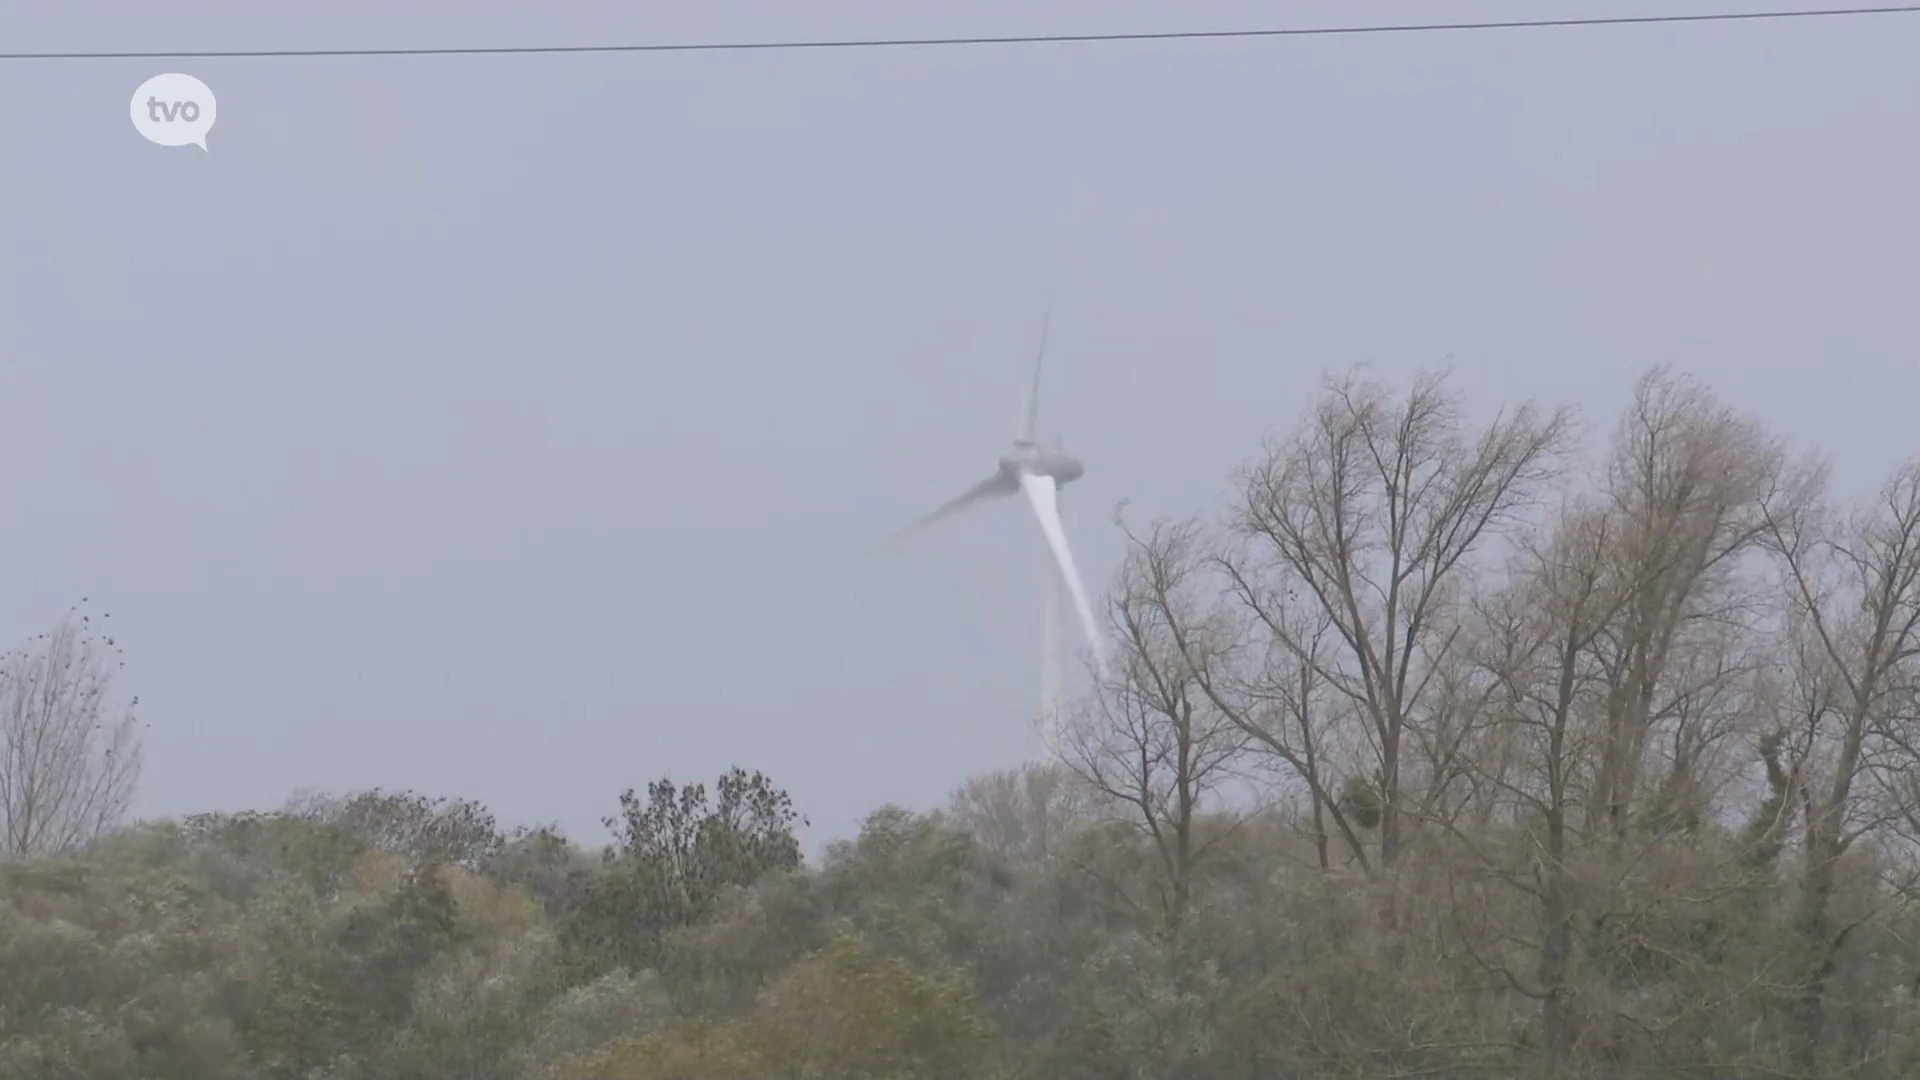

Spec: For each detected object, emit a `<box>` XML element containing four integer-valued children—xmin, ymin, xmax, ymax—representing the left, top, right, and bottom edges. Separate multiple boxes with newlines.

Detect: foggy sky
<box><xmin>4</xmin><ymin>0</ymin><xmax>1917</xmax><ymax>849</ymax></box>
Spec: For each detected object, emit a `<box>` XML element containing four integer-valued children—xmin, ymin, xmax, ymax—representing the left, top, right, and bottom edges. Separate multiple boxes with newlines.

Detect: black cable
<box><xmin>3</xmin><ymin>5</ymin><xmax>1918</xmax><ymax>61</ymax></box>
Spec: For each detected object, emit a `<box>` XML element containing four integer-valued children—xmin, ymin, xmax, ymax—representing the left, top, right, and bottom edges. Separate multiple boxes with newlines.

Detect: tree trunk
<box><xmin>1539</xmin><ymin>806</ymin><xmax>1575</xmax><ymax>1076</ymax></box>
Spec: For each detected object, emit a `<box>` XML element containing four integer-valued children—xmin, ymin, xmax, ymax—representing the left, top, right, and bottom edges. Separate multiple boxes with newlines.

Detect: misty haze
<box><xmin>4</xmin><ymin>2</ymin><xmax>1920</xmax><ymax>1077</ymax></box>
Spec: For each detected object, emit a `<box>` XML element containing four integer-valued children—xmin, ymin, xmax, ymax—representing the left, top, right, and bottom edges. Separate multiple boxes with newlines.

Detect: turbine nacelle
<box><xmin>999</xmin><ymin>444</ymin><xmax>1085</xmax><ymax>487</ymax></box>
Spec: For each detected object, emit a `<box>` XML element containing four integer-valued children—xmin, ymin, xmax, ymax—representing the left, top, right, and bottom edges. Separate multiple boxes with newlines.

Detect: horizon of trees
<box><xmin>4</xmin><ymin>364</ymin><xmax>1920</xmax><ymax>1078</ymax></box>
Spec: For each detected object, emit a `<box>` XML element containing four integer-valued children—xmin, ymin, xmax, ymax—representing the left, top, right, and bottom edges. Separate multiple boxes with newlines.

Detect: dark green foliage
<box><xmin>560</xmin><ymin>768</ymin><xmax>805</xmax><ymax>981</ymax></box>
<box><xmin>1338</xmin><ymin>773</ymin><xmax>1382</xmax><ymax>830</ymax></box>
<box><xmin>305</xmin><ymin>788</ymin><xmax>506</xmax><ymax>870</ymax></box>
<box><xmin>339</xmin><ymin>865</ymin><xmax>466</xmax><ymax>1022</ymax></box>
<box><xmin>1740</xmin><ymin>728</ymin><xmax>1795</xmax><ymax>867</ymax></box>
<box><xmin>483</xmin><ymin>823</ymin><xmax>596</xmax><ymax>917</ymax></box>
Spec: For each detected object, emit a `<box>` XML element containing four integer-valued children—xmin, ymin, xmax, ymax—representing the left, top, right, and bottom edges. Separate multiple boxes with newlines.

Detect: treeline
<box><xmin>4</xmin><ymin>366</ymin><xmax>1920</xmax><ymax>1079</ymax></box>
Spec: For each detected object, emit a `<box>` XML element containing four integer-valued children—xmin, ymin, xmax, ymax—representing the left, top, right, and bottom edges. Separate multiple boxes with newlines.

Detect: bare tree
<box><xmin>1219</xmin><ymin>368</ymin><xmax>1570</xmax><ymax>869</ymax></box>
<box><xmin>1587</xmin><ymin>368</ymin><xmax>1787</xmax><ymax>841</ymax></box>
<box><xmin>0</xmin><ymin>605</ymin><xmax>142</xmax><ymax>857</ymax></box>
<box><xmin>1064</xmin><ymin>515</ymin><xmax>1251</xmax><ymax>936</ymax></box>
<box><xmin>1761</xmin><ymin>458</ymin><xmax>1920</xmax><ymax>1073</ymax></box>
<box><xmin>1448</xmin><ymin>493</ymin><xmax>1760</xmax><ymax>1072</ymax></box>
<box><xmin>1455</xmin><ymin>496</ymin><xmax>1633</xmax><ymax>1074</ymax></box>
<box><xmin>1297</xmin><ymin>372</ymin><xmax>1790</xmax><ymax>1075</ymax></box>
<box><xmin>947</xmin><ymin>762</ymin><xmax>1100</xmax><ymax>864</ymax></box>
<box><xmin>1182</xmin><ymin>562</ymin><xmax>1374</xmax><ymax>871</ymax></box>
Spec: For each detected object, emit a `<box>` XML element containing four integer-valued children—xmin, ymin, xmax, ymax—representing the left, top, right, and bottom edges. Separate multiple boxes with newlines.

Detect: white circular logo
<box><xmin>130</xmin><ymin>73</ymin><xmax>217</xmax><ymax>150</ymax></box>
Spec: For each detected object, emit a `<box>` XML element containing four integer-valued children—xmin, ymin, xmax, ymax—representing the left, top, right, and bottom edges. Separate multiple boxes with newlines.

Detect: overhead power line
<box><xmin>3</xmin><ymin>5</ymin><xmax>1919</xmax><ymax>61</ymax></box>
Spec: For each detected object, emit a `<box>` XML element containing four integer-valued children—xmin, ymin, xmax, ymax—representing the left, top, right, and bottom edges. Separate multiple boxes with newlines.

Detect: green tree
<box><xmin>0</xmin><ymin>825</ymin><xmax>253</xmax><ymax>1079</ymax></box>
<box><xmin>563</xmin><ymin>768</ymin><xmax>804</xmax><ymax>979</ymax></box>
<box><xmin>576</xmin><ymin>933</ymin><xmax>1003</xmax><ymax>1080</ymax></box>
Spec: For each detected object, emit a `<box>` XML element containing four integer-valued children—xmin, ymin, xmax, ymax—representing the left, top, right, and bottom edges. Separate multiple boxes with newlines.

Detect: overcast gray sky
<box><xmin>4</xmin><ymin>0</ymin><xmax>1916</xmax><ymax>849</ymax></box>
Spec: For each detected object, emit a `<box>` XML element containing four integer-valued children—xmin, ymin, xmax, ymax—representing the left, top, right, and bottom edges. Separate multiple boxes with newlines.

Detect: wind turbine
<box><xmin>878</xmin><ymin>304</ymin><xmax>1109</xmax><ymax>751</ymax></box>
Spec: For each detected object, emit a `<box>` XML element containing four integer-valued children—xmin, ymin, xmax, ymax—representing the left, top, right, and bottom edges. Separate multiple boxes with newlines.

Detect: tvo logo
<box><xmin>129</xmin><ymin>73</ymin><xmax>216</xmax><ymax>150</ymax></box>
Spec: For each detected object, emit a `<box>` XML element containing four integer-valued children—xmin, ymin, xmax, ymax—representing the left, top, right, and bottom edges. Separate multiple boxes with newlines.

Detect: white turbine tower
<box><xmin>878</xmin><ymin>305</ymin><xmax>1109</xmax><ymax>752</ymax></box>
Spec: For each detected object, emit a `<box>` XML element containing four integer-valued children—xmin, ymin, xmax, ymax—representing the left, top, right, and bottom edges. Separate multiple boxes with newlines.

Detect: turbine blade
<box><xmin>1016</xmin><ymin>296</ymin><xmax>1054</xmax><ymax>445</ymax></box>
<box><xmin>1017</xmin><ymin>472</ymin><xmax>1109</xmax><ymax>678</ymax></box>
<box><xmin>871</xmin><ymin>472</ymin><xmax>1017</xmax><ymax>554</ymax></box>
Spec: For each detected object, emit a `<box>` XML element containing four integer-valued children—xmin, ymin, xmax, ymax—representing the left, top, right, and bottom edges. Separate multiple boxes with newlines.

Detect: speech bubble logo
<box><xmin>129</xmin><ymin>73</ymin><xmax>217</xmax><ymax>151</ymax></box>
